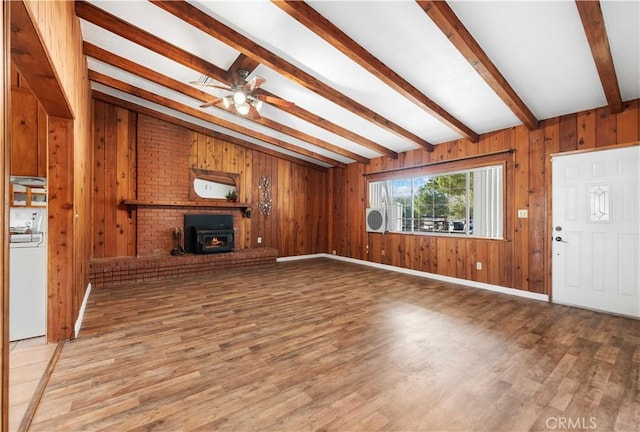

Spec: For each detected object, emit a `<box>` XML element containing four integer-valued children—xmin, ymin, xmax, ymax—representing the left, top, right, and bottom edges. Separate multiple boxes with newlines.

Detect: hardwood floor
<box><xmin>30</xmin><ymin>258</ymin><xmax>639</xmax><ymax>431</ymax></box>
<box><xmin>9</xmin><ymin>337</ymin><xmax>58</xmax><ymax>432</ymax></box>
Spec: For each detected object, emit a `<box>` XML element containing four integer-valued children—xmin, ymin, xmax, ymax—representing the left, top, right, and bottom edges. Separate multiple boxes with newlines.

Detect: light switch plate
<box><xmin>517</xmin><ymin>209</ymin><xmax>528</xmax><ymax>218</ymax></box>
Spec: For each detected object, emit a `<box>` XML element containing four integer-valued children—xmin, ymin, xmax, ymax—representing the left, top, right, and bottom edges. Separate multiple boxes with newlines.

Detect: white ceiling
<box><xmin>80</xmin><ymin>0</ymin><xmax>640</xmax><ymax>167</ymax></box>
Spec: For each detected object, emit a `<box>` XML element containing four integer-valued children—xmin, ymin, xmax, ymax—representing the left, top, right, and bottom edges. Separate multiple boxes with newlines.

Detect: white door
<box><xmin>552</xmin><ymin>145</ymin><xmax>640</xmax><ymax>318</ymax></box>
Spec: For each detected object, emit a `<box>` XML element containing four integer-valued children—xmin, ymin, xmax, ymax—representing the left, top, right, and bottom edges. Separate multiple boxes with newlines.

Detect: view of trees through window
<box><xmin>369</xmin><ymin>165</ymin><xmax>503</xmax><ymax>238</ymax></box>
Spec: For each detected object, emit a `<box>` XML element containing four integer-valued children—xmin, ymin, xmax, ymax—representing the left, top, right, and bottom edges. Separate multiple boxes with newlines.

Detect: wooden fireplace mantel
<box><xmin>122</xmin><ymin>199</ymin><xmax>251</xmax><ymax>218</ymax></box>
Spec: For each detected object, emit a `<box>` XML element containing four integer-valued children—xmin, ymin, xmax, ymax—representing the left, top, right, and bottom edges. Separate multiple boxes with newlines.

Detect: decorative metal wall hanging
<box><xmin>258</xmin><ymin>176</ymin><xmax>272</xmax><ymax>217</ymax></box>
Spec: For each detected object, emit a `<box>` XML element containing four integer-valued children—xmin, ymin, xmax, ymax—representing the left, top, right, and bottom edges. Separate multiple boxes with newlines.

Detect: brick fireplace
<box><xmin>88</xmin><ymin>115</ymin><xmax>277</xmax><ymax>288</ymax></box>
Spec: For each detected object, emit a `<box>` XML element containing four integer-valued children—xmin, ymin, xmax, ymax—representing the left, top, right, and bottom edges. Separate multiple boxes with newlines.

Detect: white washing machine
<box><xmin>9</xmin><ymin>208</ymin><xmax>47</xmax><ymax>341</ymax></box>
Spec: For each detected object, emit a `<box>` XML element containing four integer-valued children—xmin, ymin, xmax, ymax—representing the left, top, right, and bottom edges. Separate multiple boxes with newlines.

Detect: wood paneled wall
<box><xmin>1</xmin><ymin>3</ymin><xmax>9</xmax><ymax>429</ymax></box>
<box><xmin>92</xmin><ymin>102</ymin><xmax>136</xmax><ymax>258</ymax></box>
<box><xmin>20</xmin><ymin>1</ymin><xmax>93</xmax><ymax>341</ymax></box>
<box><xmin>91</xmin><ymin>102</ymin><xmax>328</xmax><ymax>258</ymax></box>
<box><xmin>329</xmin><ymin>100</ymin><xmax>640</xmax><ymax>295</ymax></box>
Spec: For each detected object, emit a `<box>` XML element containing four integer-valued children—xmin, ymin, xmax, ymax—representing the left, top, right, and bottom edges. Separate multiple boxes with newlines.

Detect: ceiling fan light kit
<box><xmin>233</xmin><ymin>91</ymin><xmax>246</xmax><ymax>105</ymax></box>
<box><xmin>236</xmin><ymin>102</ymin><xmax>251</xmax><ymax>115</ymax></box>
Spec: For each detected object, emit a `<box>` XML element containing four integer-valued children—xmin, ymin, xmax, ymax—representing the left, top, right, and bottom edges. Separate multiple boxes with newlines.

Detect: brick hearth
<box><xmin>89</xmin><ymin>248</ymin><xmax>278</xmax><ymax>288</ymax></box>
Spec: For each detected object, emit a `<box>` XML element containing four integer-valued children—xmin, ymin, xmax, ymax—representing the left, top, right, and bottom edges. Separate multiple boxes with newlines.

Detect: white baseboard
<box><xmin>74</xmin><ymin>283</ymin><xmax>92</xmax><ymax>338</ymax></box>
<box><xmin>277</xmin><ymin>253</ymin><xmax>327</xmax><ymax>262</ymax></box>
<box><xmin>278</xmin><ymin>253</ymin><xmax>549</xmax><ymax>303</ymax></box>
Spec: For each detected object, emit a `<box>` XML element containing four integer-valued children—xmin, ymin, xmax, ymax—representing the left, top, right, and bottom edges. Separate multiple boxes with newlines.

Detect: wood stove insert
<box><xmin>184</xmin><ymin>214</ymin><xmax>234</xmax><ymax>254</ymax></box>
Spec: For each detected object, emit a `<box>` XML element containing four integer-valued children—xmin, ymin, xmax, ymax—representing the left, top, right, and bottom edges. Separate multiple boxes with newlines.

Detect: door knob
<box><xmin>555</xmin><ymin>236</ymin><xmax>566</xmax><ymax>242</ymax></box>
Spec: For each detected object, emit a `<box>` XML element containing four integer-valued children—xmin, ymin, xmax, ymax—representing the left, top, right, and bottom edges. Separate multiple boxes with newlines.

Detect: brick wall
<box><xmin>137</xmin><ymin>115</ymin><xmax>191</xmax><ymax>202</ymax></box>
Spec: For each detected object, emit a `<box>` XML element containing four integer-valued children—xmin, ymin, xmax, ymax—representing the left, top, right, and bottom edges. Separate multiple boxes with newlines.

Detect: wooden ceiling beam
<box><xmin>84</xmin><ymin>43</ymin><xmax>369</xmax><ymax>164</ymax></box>
<box><xmin>227</xmin><ymin>54</ymin><xmax>260</xmax><ymax>82</ymax></box>
<box><xmin>274</xmin><ymin>1</ymin><xmax>478</xmax><ymax>143</ymax></box>
<box><xmin>575</xmin><ymin>0</ymin><xmax>623</xmax><ymax>114</ymax></box>
<box><xmin>92</xmin><ymin>90</ymin><xmax>327</xmax><ymax>172</ymax></box>
<box><xmin>10</xmin><ymin>1</ymin><xmax>73</xmax><ymax>118</ymax></box>
<box><xmin>150</xmin><ymin>1</ymin><xmax>434</xmax><ymax>152</ymax></box>
<box><xmin>417</xmin><ymin>1</ymin><xmax>539</xmax><ymax>130</ymax></box>
<box><xmin>89</xmin><ymin>70</ymin><xmax>347</xmax><ymax>168</ymax></box>
<box><xmin>75</xmin><ymin>1</ymin><xmax>227</xmax><ymax>84</ymax></box>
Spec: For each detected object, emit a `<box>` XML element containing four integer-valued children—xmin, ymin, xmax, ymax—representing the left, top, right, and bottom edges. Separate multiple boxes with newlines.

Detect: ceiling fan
<box><xmin>190</xmin><ymin>70</ymin><xmax>294</xmax><ymax>120</ymax></box>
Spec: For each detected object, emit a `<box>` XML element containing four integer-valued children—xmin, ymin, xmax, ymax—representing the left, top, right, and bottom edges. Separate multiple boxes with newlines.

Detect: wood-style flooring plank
<box><xmin>29</xmin><ymin>258</ymin><xmax>640</xmax><ymax>431</ymax></box>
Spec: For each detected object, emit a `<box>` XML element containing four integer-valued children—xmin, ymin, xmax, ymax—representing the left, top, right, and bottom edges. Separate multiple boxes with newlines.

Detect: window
<box><xmin>368</xmin><ymin>165</ymin><xmax>503</xmax><ymax>239</ymax></box>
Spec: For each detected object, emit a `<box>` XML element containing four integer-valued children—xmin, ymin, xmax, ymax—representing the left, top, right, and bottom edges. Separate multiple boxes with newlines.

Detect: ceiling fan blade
<box><xmin>244</xmin><ymin>76</ymin><xmax>266</xmax><ymax>92</ymax></box>
<box><xmin>247</xmin><ymin>105</ymin><xmax>261</xmax><ymax>120</ymax></box>
<box><xmin>199</xmin><ymin>98</ymin><xmax>223</xmax><ymax>108</ymax></box>
<box><xmin>257</xmin><ymin>94</ymin><xmax>295</xmax><ymax>108</ymax></box>
<box><xmin>190</xmin><ymin>81</ymin><xmax>232</xmax><ymax>91</ymax></box>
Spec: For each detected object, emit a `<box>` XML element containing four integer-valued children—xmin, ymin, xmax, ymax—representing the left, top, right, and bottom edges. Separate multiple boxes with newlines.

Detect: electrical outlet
<box><xmin>517</xmin><ymin>209</ymin><xmax>528</xmax><ymax>218</ymax></box>
<box><xmin>476</xmin><ymin>262</ymin><xmax>482</xmax><ymax>270</ymax></box>
<box><xmin>257</xmin><ymin>237</ymin><xmax>262</xmax><ymax>244</ymax></box>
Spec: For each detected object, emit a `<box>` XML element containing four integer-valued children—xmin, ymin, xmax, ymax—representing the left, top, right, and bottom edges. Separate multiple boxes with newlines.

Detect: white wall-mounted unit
<box><xmin>365</xmin><ymin>208</ymin><xmax>386</xmax><ymax>233</ymax></box>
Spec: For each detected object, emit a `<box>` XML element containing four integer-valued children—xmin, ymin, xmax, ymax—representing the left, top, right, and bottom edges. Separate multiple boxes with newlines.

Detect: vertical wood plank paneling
<box><xmin>334</xmin><ymin>167</ymin><xmax>346</xmax><ymax>256</ymax></box>
<box><xmin>92</xmin><ymin>101</ymin><xmax>106</xmax><ymax>258</ymax></box>
<box><xmin>237</xmin><ymin>146</ymin><xmax>249</xmax><ymax>248</ymax></box>
<box><xmin>595</xmin><ymin>107</ymin><xmax>617</xmax><ymax>147</ymax></box>
<box><xmin>513</xmin><ymin>126</ymin><xmax>530</xmax><ymax>291</ymax></box>
<box><xmin>416</xmin><ymin>237</ymin><xmax>427</xmax><ymax>272</ymax></box>
<box><xmin>277</xmin><ymin>159</ymin><xmax>290</xmax><ymax>255</ymax></box>
<box><xmin>544</xmin><ymin>118</ymin><xmax>559</xmax><ymax>295</ymax></box>
<box><xmin>103</xmin><ymin>103</ymin><xmax>118</xmax><ymax>257</ymax></box>
<box><xmin>559</xmin><ymin>114</ymin><xmax>578</xmax><ymax>153</ymax></box>
<box><xmin>37</xmin><ymin>101</ymin><xmax>47</xmax><ymax>176</ymax></box>
<box><xmin>487</xmin><ymin>241</ymin><xmax>501</xmax><ymax>285</ymax></box>
<box><xmin>1</xmin><ymin>4</ymin><xmax>9</xmax><ymax>426</ymax></box>
<box><xmin>352</xmin><ymin>163</ymin><xmax>366</xmax><ymax>260</ymax></box>
<box><xmin>465</xmin><ymin>240</ymin><xmax>476</xmax><ymax>281</ymax></box>
<box><xmin>188</xmin><ymin>130</ymin><xmax>198</xmax><ymax>168</ymax></box>
<box><xmin>617</xmin><ymin>99</ymin><xmax>639</xmax><ymax>143</ymax></box>
<box><xmin>316</xmin><ymin>169</ymin><xmax>328</xmax><ymax>252</ymax></box>
<box><xmin>48</xmin><ymin>117</ymin><xmax>74</xmax><ymax>341</ymax></box>
<box><xmin>502</xmin><ymin>129</ymin><xmax>515</xmax><ymax>288</ymax></box>
<box><xmin>115</xmin><ymin>107</ymin><xmax>130</xmax><ymax>257</ymax></box>
<box><xmin>10</xmin><ymin>87</ymin><xmax>38</xmax><ymax>175</ymax></box>
<box><xmin>327</xmin><ymin>168</ymin><xmax>335</xmax><ymax>254</ymax></box>
<box><xmin>527</xmin><ymin>127</ymin><xmax>546</xmax><ymax>293</ymax></box>
<box><xmin>212</xmin><ymin>136</ymin><xmax>223</xmax><ymax>171</ymax></box>
<box><xmin>577</xmin><ymin>109</ymin><xmax>596</xmax><ymax>149</ymax></box>
<box><xmin>394</xmin><ymin>234</ymin><xmax>405</xmax><ymax>269</ymax></box>
<box><xmin>454</xmin><ymin>239</ymin><xmax>465</xmax><ymax>278</ymax></box>
<box><xmin>270</xmin><ymin>155</ymin><xmax>279</xmax><ymax>252</ymax></box>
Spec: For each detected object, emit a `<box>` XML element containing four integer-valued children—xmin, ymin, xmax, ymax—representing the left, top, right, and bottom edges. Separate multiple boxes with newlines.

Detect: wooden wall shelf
<box><xmin>122</xmin><ymin>199</ymin><xmax>251</xmax><ymax>218</ymax></box>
